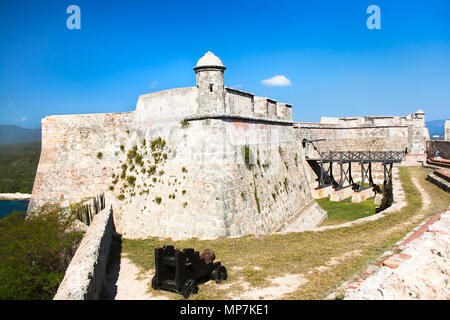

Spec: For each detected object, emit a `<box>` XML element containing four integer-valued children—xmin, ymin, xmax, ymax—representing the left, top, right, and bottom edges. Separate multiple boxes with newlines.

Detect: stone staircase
<box><xmin>426</xmin><ymin>169</ymin><xmax>450</xmax><ymax>193</ymax></box>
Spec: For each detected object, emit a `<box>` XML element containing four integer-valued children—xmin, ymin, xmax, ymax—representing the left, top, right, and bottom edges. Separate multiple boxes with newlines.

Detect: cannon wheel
<box><xmin>211</xmin><ymin>266</ymin><xmax>227</xmax><ymax>283</ymax></box>
<box><xmin>182</xmin><ymin>279</ymin><xmax>198</xmax><ymax>299</ymax></box>
<box><xmin>151</xmin><ymin>275</ymin><xmax>160</xmax><ymax>290</ymax></box>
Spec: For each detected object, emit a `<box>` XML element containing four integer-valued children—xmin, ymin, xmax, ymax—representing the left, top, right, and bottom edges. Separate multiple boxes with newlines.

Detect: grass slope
<box><xmin>0</xmin><ymin>141</ymin><xmax>41</xmax><ymax>193</ymax></box>
<box><xmin>316</xmin><ymin>196</ymin><xmax>377</xmax><ymax>226</ymax></box>
<box><xmin>122</xmin><ymin>167</ymin><xmax>450</xmax><ymax>300</ymax></box>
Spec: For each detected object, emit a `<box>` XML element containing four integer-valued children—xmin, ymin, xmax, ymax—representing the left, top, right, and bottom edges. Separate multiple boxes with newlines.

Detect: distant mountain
<box><xmin>426</xmin><ymin>120</ymin><xmax>447</xmax><ymax>137</ymax></box>
<box><xmin>0</xmin><ymin>125</ymin><xmax>41</xmax><ymax>145</ymax></box>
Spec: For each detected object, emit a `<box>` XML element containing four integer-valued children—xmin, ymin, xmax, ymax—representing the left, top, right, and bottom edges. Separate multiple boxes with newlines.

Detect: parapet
<box><xmin>319</xmin><ymin>112</ymin><xmax>426</xmax><ymax>128</ymax></box>
<box><xmin>225</xmin><ymin>87</ymin><xmax>292</xmax><ymax>122</ymax></box>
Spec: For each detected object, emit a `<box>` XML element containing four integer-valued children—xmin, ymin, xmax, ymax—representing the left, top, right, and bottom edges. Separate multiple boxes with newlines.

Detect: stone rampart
<box><xmin>427</xmin><ymin>140</ymin><xmax>450</xmax><ymax>160</ymax></box>
<box><xmin>54</xmin><ymin>206</ymin><xmax>114</xmax><ymax>300</ymax></box>
<box><xmin>28</xmin><ymin>112</ymin><xmax>133</xmax><ymax>212</ymax></box>
<box><xmin>111</xmin><ymin>116</ymin><xmax>325</xmax><ymax>239</ymax></box>
<box><xmin>445</xmin><ymin>120</ymin><xmax>450</xmax><ymax>141</ymax></box>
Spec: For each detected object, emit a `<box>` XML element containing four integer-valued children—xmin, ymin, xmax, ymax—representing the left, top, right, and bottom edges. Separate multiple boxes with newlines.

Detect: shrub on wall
<box><xmin>0</xmin><ymin>206</ymin><xmax>84</xmax><ymax>299</ymax></box>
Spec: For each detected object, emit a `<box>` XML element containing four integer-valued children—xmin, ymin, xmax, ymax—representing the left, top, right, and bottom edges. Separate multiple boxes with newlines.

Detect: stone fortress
<box><xmin>29</xmin><ymin>52</ymin><xmax>430</xmax><ymax>240</ymax></box>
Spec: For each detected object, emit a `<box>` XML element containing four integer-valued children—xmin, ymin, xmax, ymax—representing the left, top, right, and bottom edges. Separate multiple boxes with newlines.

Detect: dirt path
<box><xmin>103</xmin><ymin>252</ymin><xmax>169</xmax><ymax>300</ymax></box>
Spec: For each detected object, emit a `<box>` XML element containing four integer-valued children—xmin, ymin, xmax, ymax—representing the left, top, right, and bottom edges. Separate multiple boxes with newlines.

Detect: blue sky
<box><xmin>0</xmin><ymin>0</ymin><xmax>449</xmax><ymax>128</ymax></box>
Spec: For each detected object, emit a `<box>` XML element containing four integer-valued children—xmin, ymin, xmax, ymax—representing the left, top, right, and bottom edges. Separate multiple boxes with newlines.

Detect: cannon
<box><xmin>151</xmin><ymin>245</ymin><xmax>227</xmax><ymax>298</ymax></box>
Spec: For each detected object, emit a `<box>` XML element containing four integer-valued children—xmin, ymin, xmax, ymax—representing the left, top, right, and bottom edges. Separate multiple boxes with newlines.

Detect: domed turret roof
<box><xmin>416</xmin><ymin>109</ymin><xmax>425</xmax><ymax>114</ymax></box>
<box><xmin>195</xmin><ymin>51</ymin><xmax>224</xmax><ymax>67</ymax></box>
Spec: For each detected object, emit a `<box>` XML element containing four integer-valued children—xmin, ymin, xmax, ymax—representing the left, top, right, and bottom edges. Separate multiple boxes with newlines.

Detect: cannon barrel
<box><xmin>200</xmin><ymin>249</ymin><xmax>216</xmax><ymax>263</ymax></box>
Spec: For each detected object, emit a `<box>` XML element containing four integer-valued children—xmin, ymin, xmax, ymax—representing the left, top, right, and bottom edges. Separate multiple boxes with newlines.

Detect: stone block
<box><xmin>311</xmin><ymin>185</ymin><xmax>334</xmax><ymax>199</ymax></box>
<box><xmin>374</xmin><ymin>193</ymin><xmax>383</xmax><ymax>205</ymax></box>
<box><xmin>351</xmin><ymin>188</ymin><xmax>375</xmax><ymax>203</ymax></box>
<box><xmin>330</xmin><ymin>187</ymin><xmax>354</xmax><ymax>202</ymax></box>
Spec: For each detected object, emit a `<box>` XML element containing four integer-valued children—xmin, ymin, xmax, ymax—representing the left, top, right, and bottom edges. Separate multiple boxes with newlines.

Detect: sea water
<box><xmin>0</xmin><ymin>200</ymin><xmax>29</xmax><ymax>219</ymax></box>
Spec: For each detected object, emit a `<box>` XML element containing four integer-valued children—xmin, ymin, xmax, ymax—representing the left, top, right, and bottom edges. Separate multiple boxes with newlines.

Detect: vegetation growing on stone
<box><xmin>96</xmin><ymin>152</ymin><xmax>103</xmax><ymax>159</ymax></box>
<box><xmin>126</xmin><ymin>175</ymin><xmax>136</xmax><ymax>186</ymax></box>
<box><xmin>180</xmin><ymin>119</ymin><xmax>190</xmax><ymax>128</ymax></box>
<box><xmin>252</xmin><ymin>174</ymin><xmax>261</xmax><ymax>214</ymax></box>
<box><xmin>111</xmin><ymin>137</ymin><xmax>171</xmax><ymax>200</ymax></box>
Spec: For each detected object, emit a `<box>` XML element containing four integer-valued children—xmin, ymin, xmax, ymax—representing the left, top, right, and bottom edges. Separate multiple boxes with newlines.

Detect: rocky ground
<box><xmin>340</xmin><ymin>209</ymin><xmax>450</xmax><ymax>300</ymax></box>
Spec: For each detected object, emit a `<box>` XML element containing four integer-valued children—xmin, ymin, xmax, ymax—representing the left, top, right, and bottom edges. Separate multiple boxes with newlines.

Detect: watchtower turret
<box><xmin>194</xmin><ymin>51</ymin><xmax>226</xmax><ymax>114</ymax></box>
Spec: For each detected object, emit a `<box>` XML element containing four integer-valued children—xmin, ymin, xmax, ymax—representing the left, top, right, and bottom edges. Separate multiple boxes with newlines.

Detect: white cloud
<box><xmin>261</xmin><ymin>75</ymin><xmax>292</xmax><ymax>87</ymax></box>
<box><xmin>151</xmin><ymin>81</ymin><xmax>158</xmax><ymax>89</ymax></box>
<box><xmin>16</xmin><ymin>117</ymin><xmax>26</xmax><ymax>122</ymax></box>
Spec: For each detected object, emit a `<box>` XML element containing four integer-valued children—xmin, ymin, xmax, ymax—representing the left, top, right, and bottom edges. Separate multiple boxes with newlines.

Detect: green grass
<box><xmin>317</xmin><ymin>196</ymin><xmax>377</xmax><ymax>226</ymax></box>
<box><xmin>122</xmin><ymin>167</ymin><xmax>450</xmax><ymax>300</ymax></box>
<box><xmin>0</xmin><ymin>141</ymin><xmax>41</xmax><ymax>193</ymax></box>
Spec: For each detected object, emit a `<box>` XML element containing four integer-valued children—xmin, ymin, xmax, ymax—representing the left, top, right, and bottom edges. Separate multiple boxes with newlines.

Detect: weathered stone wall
<box><xmin>110</xmin><ymin>117</ymin><xmax>325</xmax><ymax>239</ymax></box>
<box><xmin>54</xmin><ymin>207</ymin><xmax>114</xmax><ymax>300</ymax></box>
<box><xmin>445</xmin><ymin>120</ymin><xmax>450</xmax><ymax>141</ymax></box>
<box><xmin>28</xmin><ymin>112</ymin><xmax>133</xmax><ymax>212</ymax></box>
<box><xmin>297</xmin><ymin>124</ymin><xmax>409</xmax><ymax>158</ymax></box>
<box><xmin>315</xmin><ymin>113</ymin><xmax>429</xmax><ymax>155</ymax></box>
<box><xmin>426</xmin><ymin>140</ymin><xmax>450</xmax><ymax>160</ymax></box>
<box><xmin>135</xmin><ymin>87</ymin><xmax>198</xmax><ymax>125</ymax></box>
<box><xmin>225</xmin><ymin>87</ymin><xmax>254</xmax><ymax>117</ymax></box>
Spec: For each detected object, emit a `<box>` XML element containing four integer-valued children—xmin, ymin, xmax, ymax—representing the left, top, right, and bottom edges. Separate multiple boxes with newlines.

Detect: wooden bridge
<box><xmin>303</xmin><ymin>139</ymin><xmax>404</xmax><ymax>193</ymax></box>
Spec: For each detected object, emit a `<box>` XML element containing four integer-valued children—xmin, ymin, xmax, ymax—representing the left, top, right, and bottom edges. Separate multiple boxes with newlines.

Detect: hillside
<box><xmin>0</xmin><ymin>142</ymin><xmax>41</xmax><ymax>194</ymax></box>
<box><xmin>0</xmin><ymin>125</ymin><xmax>41</xmax><ymax>145</ymax></box>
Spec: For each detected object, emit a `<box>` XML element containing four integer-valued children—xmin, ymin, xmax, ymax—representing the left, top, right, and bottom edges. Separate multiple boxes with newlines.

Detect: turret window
<box><xmin>209</xmin><ymin>84</ymin><xmax>213</xmax><ymax>92</ymax></box>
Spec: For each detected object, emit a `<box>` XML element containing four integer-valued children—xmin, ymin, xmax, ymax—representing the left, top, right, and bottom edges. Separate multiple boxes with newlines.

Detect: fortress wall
<box><xmin>407</xmin><ymin>119</ymin><xmax>429</xmax><ymax>155</ymax></box>
<box><xmin>225</xmin><ymin>88</ymin><xmax>254</xmax><ymax>117</ymax></box>
<box><xmin>427</xmin><ymin>140</ymin><xmax>450</xmax><ymax>160</ymax></box>
<box><xmin>219</xmin><ymin>120</ymin><xmax>325</xmax><ymax>236</ymax></box>
<box><xmin>445</xmin><ymin>120</ymin><xmax>450</xmax><ymax>141</ymax></box>
<box><xmin>224</xmin><ymin>88</ymin><xmax>291</xmax><ymax>122</ymax></box>
<box><xmin>54</xmin><ymin>206</ymin><xmax>114</xmax><ymax>300</ymax></box>
<box><xmin>28</xmin><ymin>112</ymin><xmax>134</xmax><ymax>212</ymax></box>
<box><xmin>298</xmin><ymin>125</ymin><xmax>409</xmax><ymax>156</ymax></box>
<box><xmin>254</xmin><ymin>97</ymin><xmax>269</xmax><ymax>118</ymax></box>
<box><xmin>320</xmin><ymin>116</ymin><xmax>408</xmax><ymax>127</ymax></box>
<box><xmin>135</xmin><ymin>87</ymin><xmax>198</xmax><ymax>124</ymax></box>
<box><xmin>110</xmin><ymin>117</ymin><xmax>325</xmax><ymax>239</ymax></box>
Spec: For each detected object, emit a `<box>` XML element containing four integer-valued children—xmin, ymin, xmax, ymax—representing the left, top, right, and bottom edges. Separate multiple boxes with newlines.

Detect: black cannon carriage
<box><xmin>151</xmin><ymin>245</ymin><xmax>227</xmax><ymax>298</ymax></box>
